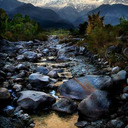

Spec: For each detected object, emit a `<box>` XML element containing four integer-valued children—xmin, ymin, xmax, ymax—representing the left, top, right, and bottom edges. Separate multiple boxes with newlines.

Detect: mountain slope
<box><xmin>0</xmin><ymin>0</ymin><xmax>23</xmax><ymax>12</ymax></box>
<box><xmin>57</xmin><ymin>6</ymin><xmax>79</xmax><ymax>23</ymax></box>
<box><xmin>9</xmin><ymin>3</ymin><xmax>74</xmax><ymax>28</ymax></box>
<box><xmin>89</xmin><ymin>4</ymin><xmax>128</xmax><ymax>25</ymax></box>
<box><xmin>75</xmin><ymin>4</ymin><xmax>128</xmax><ymax>26</ymax></box>
<box><xmin>18</xmin><ymin>0</ymin><xmax>128</xmax><ymax>10</ymax></box>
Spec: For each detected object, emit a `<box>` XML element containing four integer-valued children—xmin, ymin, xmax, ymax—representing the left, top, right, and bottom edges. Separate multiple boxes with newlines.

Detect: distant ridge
<box><xmin>75</xmin><ymin>4</ymin><xmax>128</xmax><ymax>26</ymax></box>
<box><xmin>0</xmin><ymin>0</ymin><xmax>74</xmax><ymax>29</ymax></box>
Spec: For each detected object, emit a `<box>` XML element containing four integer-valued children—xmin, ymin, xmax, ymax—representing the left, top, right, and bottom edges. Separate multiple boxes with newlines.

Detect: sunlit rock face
<box><xmin>18</xmin><ymin>0</ymin><xmax>128</xmax><ymax>9</ymax></box>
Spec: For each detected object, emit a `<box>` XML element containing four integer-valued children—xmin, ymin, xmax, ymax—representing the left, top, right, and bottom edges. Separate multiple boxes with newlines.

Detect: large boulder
<box><xmin>52</xmin><ymin>98</ymin><xmax>77</xmax><ymax>114</ymax></box>
<box><xmin>58</xmin><ymin>75</ymin><xmax>113</xmax><ymax>100</ymax></box>
<box><xmin>28</xmin><ymin>73</ymin><xmax>50</xmax><ymax>90</ymax></box>
<box><xmin>78</xmin><ymin>90</ymin><xmax>112</xmax><ymax>121</ymax></box>
<box><xmin>17</xmin><ymin>90</ymin><xmax>56</xmax><ymax>110</ymax></box>
<box><xmin>0</xmin><ymin>88</ymin><xmax>10</xmax><ymax>100</ymax></box>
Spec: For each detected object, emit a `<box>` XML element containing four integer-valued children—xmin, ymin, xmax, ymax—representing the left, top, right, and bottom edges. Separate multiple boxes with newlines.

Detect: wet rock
<box><xmin>26</xmin><ymin>41</ymin><xmax>34</xmax><ymax>46</ymax></box>
<box><xmin>29</xmin><ymin>73</ymin><xmax>50</xmax><ymax>90</ymax></box>
<box><xmin>23</xmin><ymin>51</ymin><xmax>37</xmax><ymax>61</ymax></box>
<box><xmin>30</xmin><ymin>123</ymin><xmax>35</xmax><ymax>127</ymax></box>
<box><xmin>106</xmin><ymin>119</ymin><xmax>124</xmax><ymax>128</ymax></box>
<box><xmin>16</xmin><ymin>55</ymin><xmax>25</xmax><ymax>61</ymax></box>
<box><xmin>78</xmin><ymin>90</ymin><xmax>112</xmax><ymax>121</ymax></box>
<box><xmin>0</xmin><ymin>88</ymin><xmax>10</xmax><ymax>100</ymax></box>
<box><xmin>3</xmin><ymin>105</ymin><xmax>15</xmax><ymax>116</ymax></box>
<box><xmin>34</xmin><ymin>66</ymin><xmax>49</xmax><ymax>75</ymax></box>
<box><xmin>52</xmin><ymin>98</ymin><xmax>77</xmax><ymax>114</ymax></box>
<box><xmin>0</xmin><ymin>70</ymin><xmax>6</xmax><ymax>84</ymax></box>
<box><xmin>112</xmin><ymin>66</ymin><xmax>120</xmax><ymax>74</ymax></box>
<box><xmin>48</xmin><ymin>70</ymin><xmax>58</xmax><ymax>78</ymax></box>
<box><xmin>0</xmin><ymin>70</ymin><xmax>6</xmax><ymax>77</ymax></box>
<box><xmin>58</xmin><ymin>75</ymin><xmax>113</xmax><ymax>100</ymax></box>
<box><xmin>43</xmin><ymin>49</ymin><xmax>49</xmax><ymax>54</ymax></box>
<box><xmin>0</xmin><ymin>116</ymin><xmax>22</xmax><ymax>128</ymax></box>
<box><xmin>112</xmin><ymin>70</ymin><xmax>127</xmax><ymax>83</ymax></box>
<box><xmin>13</xmin><ymin>84</ymin><xmax>22</xmax><ymax>92</ymax></box>
<box><xmin>17</xmin><ymin>90</ymin><xmax>56</xmax><ymax>110</ymax></box>
<box><xmin>75</xmin><ymin>121</ymin><xmax>88</xmax><ymax>127</ymax></box>
<box><xmin>16</xmin><ymin>64</ymin><xmax>27</xmax><ymax>70</ymax></box>
<box><xmin>4</xmin><ymin>65</ymin><xmax>15</xmax><ymax>72</ymax></box>
<box><xmin>37</xmin><ymin>53</ymin><xmax>42</xmax><ymax>58</ymax></box>
<box><xmin>121</xmin><ymin>93</ymin><xmax>128</xmax><ymax>100</ymax></box>
<box><xmin>123</xmin><ymin>86</ymin><xmax>128</xmax><ymax>93</ymax></box>
<box><xmin>57</xmin><ymin>56</ymin><xmax>70</xmax><ymax>62</ymax></box>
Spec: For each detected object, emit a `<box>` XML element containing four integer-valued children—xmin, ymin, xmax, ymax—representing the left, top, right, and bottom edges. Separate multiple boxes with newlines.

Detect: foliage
<box><xmin>82</xmin><ymin>12</ymin><xmax>128</xmax><ymax>67</ymax></box>
<box><xmin>118</xmin><ymin>17</ymin><xmax>128</xmax><ymax>36</ymax></box>
<box><xmin>48</xmin><ymin>28</ymin><xmax>70</xmax><ymax>37</ymax></box>
<box><xmin>79</xmin><ymin>21</ymin><xmax>88</xmax><ymax>35</ymax></box>
<box><xmin>0</xmin><ymin>9</ymin><xmax>47</xmax><ymax>41</ymax></box>
<box><xmin>86</xmin><ymin>11</ymin><xmax>104</xmax><ymax>34</ymax></box>
<box><xmin>36</xmin><ymin>32</ymin><xmax>48</xmax><ymax>41</ymax></box>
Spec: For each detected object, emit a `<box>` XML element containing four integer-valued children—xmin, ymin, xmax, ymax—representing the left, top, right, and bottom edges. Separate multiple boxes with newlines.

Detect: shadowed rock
<box><xmin>78</xmin><ymin>90</ymin><xmax>112</xmax><ymax>121</ymax></box>
<box><xmin>52</xmin><ymin>98</ymin><xmax>77</xmax><ymax>114</ymax></box>
<box><xmin>17</xmin><ymin>90</ymin><xmax>56</xmax><ymax>111</ymax></box>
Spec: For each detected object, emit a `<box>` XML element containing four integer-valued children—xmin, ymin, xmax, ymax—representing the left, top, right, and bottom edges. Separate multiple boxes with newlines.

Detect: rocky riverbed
<box><xmin>0</xmin><ymin>35</ymin><xmax>128</xmax><ymax>128</ymax></box>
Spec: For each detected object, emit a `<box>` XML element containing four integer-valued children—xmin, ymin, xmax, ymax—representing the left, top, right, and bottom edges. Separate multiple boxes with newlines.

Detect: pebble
<box><xmin>112</xmin><ymin>66</ymin><xmax>120</xmax><ymax>74</ymax></box>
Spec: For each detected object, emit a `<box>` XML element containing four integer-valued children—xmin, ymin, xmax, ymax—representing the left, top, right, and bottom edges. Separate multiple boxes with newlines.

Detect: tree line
<box><xmin>0</xmin><ymin>8</ymin><xmax>48</xmax><ymax>41</ymax></box>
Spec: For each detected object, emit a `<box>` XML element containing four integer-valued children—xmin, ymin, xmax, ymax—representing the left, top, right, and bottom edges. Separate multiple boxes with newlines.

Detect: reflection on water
<box><xmin>32</xmin><ymin>112</ymin><xmax>78</xmax><ymax>128</ymax></box>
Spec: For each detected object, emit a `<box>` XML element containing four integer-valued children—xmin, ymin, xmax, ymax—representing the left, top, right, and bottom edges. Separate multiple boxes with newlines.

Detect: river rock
<box><xmin>0</xmin><ymin>88</ymin><xmax>10</xmax><ymax>100</ymax></box>
<box><xmin>112</xmin><ymin>70</ymin><xmax>127</xmax><ymax>83</ymax></box>
<box><xmin>106</xmin><ymin>119</ymin><xmax>124</xmax><ymax>128</ymax></box>
<box><xmin>112</xmin><ymin>66</ymin><xmax>120</xmax><ymax>74</ymax></box>
<box><xmin>0</xmin><ymin>116</ymin><xmax>23</xmax><ymax>128</ymax></box>
<box><xmin>16</xmin><ymin>64</ymin><xmax>27</xmax><ymax>70</ymax></box>
<box><xmin>29</xmin><ymin>73</ymin><xmax>50</xmax><ymax>90</ymax></box>
<box><xmin>78</xmin><ymin>90</ymin><xmax>112</xmax><ymax>121</ymax></box>
<box><xmin>58</xmin><ymin>75</ymin><xmax>113</xmax><ymax>100</ymax></box>
<box><xmin>4</xmin><ymin>65</ymin><xmax>15</xmax><ymax>72</ymax></box>
<box><xmin>13</xmin><ymin>84</ymin><xmax>22</xmax><ymax>92</ymax></box>
<box><xmin>43</xmin><ymin>49</ymin><xmax>49</xmax><ymax>54</ymax></box>
<box><xmin>17</xmin><ymin>90</ymin><xmax>56</xmax><ymax>110</ymax></box>
<box><xmin>48</xmin><ymin>70</ymin><xmax>58</xmax><ymax>78</ymax></box>
<box><xmin>23</xmin><ymin>51</ymin><xmax>37</xmax><ymax>61</ymax></box>
<box><xmin>52</xmin><ymin>98</ymin><xmax>77</xmax><ymax>114</ymax></box>
<box><xmin>16</xmin><ymin>55</ymin><xmax>25</xmax><ymax>61</ymax></box>
<box><xmin>34</xmin><ymin>66</ymin><xmax>49</xmax><ymax>75</ymax></box>
<box><xmin>123</xmin><ymin>86</ymin><xmax>128</xmax><ymax>93</ymax></box>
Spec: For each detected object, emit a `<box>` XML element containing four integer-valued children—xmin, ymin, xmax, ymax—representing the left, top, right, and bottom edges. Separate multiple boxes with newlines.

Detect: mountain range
<box><xmin>18</xmin><ymin>0</ymin><xmax>128</xmax><ymax>10</ymax></box>
<box><xmin>75</xmin><ymin>4</ymin><xmax>128</xmax><ymax>26</ymax></box>
<box><xmin>0</xmin><ymin>0</ymin><xmax>128</xmax><ymax>28</ymax></box>
<box><xmin>0</xmin><ymin>0</ymin><xmax>74</xmax><ymax>28</ymax></box>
